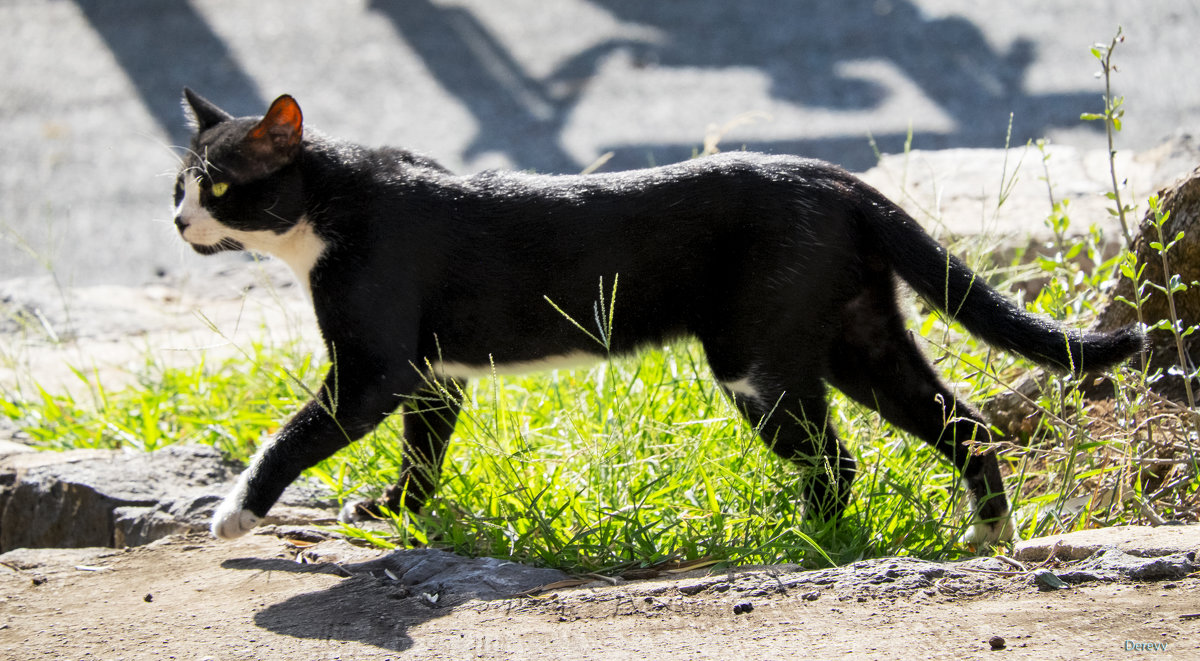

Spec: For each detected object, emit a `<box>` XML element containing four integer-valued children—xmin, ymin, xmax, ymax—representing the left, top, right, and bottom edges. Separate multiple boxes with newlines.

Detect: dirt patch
<box><xmin>1</xmin><ymin>530</ymin><xmax>1197</xmax><ymax>660</ymax></box>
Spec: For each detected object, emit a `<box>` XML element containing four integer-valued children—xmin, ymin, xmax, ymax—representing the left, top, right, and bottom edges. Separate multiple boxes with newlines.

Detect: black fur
<box><xmin>175</xmin><ymin>91</ymin><xmax>1144</xmax><ymax>541</ymax></box>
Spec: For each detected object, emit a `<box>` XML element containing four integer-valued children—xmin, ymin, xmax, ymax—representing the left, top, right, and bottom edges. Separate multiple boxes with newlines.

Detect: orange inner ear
<box><xmin>250</xmin><ymin>95</ymin><xmax>302</xmax><ymax>145</ymax></box>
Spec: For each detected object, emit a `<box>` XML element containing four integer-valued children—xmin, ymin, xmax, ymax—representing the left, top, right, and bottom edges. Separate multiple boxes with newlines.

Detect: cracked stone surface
<box><xmin>0</xmin><ymin>444</ymin><xmax>332</xmax><ymax>551</ymax></box>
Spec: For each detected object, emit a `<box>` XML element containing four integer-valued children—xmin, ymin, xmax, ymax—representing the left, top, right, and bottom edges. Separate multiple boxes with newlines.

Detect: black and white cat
<box><xmin>174</xmin><ymin>90</ymin><xmax>1143</xmax><ymax>545</ymax></box>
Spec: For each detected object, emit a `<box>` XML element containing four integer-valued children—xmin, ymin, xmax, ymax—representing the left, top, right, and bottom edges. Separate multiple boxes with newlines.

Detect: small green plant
<box><xmin>1081</xmin><ymin>26</ymin><xmax>1136</xmax><ymax>248</ymax></box>
<box><xmin>1143</xmin><ymin>196</ymin><xmax>1200</xmax><ymax>444</ymax></box>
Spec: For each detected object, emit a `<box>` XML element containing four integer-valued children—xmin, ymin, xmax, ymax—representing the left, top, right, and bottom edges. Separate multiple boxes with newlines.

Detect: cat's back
<box><xmin>451</xmin><ymin>151</ymin><xmax>845</xmax><ymax>207</ymax></box>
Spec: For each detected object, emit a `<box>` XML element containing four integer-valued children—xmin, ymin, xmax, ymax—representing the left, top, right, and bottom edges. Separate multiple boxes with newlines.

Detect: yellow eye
<box><xmin>211</xmin><ymin>182</ymin><xmax>229</xmax><ymax>197</ymax></box>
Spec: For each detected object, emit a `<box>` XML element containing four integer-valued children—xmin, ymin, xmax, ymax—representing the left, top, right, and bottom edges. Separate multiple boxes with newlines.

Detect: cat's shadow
<box><xmin>223</xmin><ymin>556</ymin><xmax>438</xmax><ymax>652</ymax></box>
<box><xmin>223</xmin><ymin>549</ymin><xmax>566</xmax><ymax>652</ymax></box>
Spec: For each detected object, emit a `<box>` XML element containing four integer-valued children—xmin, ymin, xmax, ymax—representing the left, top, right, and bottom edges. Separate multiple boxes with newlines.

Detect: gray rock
<box><xmin>1013</xmin><ymin>524</ymin><xmax>1200</xmax><ymax>562</ymax></box>
<box><xmin>653</xmin><ymin>556</ymin><xmax>1009</xmax><ymax>602</ymax></box>
<box><xmin>350</xmin><ymin>547</ymin><xmax>570</xmax><ymax>602</ymax></box>
<box><xmin>0</xmin><ymin>444</ymin><xmax>334</xmax><ymax>551</ymax></box>
<box><xmin>1057</xmin><ymin>547</ymin><xmax>1200</xmax><ymax>583</ymax></box>
<box><xmin>1033</xmin><ymin>568</ymin><xmax>1071</xmax><ymax>591</ymax></box>
<box><xmin>0</xmin><ymin>445</ymin><xmax>232</xmax><ymax>550</ymax></box>
<box><xmin>112</xmin><ymin>494</ymin><xmax>225</xmax><ymax>547</ymax></box>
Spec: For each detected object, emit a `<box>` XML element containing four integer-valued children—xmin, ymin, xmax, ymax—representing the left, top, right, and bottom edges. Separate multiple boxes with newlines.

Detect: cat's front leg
<box><xmin>211</xmin><ymin>362</ymin><xmax>411</xmax><ymax>539</ymax></box>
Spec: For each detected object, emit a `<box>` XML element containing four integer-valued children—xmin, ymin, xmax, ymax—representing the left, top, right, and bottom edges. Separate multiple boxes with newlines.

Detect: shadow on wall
<box><xmin>73</xmin><ymin>0</ymin><xmax>266</xmax><ymax>147</ymax></box>
<box><xmin>564</xmin><ymin>0</ymin><xmax>1097</xmax><ymax>170</ymax></box>
<box><xmin>75</xmin><ymin>0</ymin><xmax>1098</xmax><ymax>173</ymax></box>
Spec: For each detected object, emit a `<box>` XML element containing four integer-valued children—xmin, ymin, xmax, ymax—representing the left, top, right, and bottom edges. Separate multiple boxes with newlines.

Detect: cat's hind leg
<box><xmin>826</xmin><ymin>284</ymin><xmax>1015</xmax><ymax>544</ymax></box>
<box><xmin>338</xmin><ymin>380</ymin><xmax>465</xmax><ymax>522</ymax></box>
<box><xmin>715</xmin><ymin>365</ymin><xmax>857</xmax><ymax>522</ymax></box>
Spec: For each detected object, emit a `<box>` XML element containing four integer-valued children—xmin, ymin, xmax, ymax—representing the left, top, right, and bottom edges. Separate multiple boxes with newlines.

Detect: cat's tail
<box><xmin>860</xmin><ymin>186</ymin><xmax>1145</xmax><ymax>375</ymax></box>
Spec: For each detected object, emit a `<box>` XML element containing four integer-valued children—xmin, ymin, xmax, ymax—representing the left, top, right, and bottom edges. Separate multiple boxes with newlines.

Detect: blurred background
<box><xmin>2</xmin><ymin>0</ymin><xmax>1198</xmax><ymax>286</ymax></box>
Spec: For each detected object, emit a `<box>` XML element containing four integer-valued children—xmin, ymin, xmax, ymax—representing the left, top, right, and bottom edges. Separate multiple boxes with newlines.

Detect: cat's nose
<box><xmin>174</xmin><ymin>215</ymin><xmax>189</xmax><ymax>232</ymax></box>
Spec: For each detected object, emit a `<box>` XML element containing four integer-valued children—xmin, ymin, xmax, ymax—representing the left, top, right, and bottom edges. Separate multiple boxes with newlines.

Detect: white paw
<box><xmin>961</xmin><ymin>515</ymin><xmax>1020</xmax><ymax>547</ymax></box>
<box><xmin>211</xmin><ymin>495</ymin><xmax>261</xmax><ymax>540</ymax></box>
<box><xmin>337</xmin><ymin>498</ymin><xmax>385</xmax><ymax>524</ymax></box>
<box><xmin>337</xmin><ymin>500</ymin><xmax>362</xmax><ymax>524</ymax></box>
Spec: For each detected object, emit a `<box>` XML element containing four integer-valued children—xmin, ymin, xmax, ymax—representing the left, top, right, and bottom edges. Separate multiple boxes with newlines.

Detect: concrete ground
<box><xmin>2</xmin><ymin>0</ymin><xmax>1199</xmax><ymax>285</ymax></box>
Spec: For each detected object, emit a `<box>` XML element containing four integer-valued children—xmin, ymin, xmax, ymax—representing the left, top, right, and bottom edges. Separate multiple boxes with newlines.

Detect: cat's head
<box><xmin>173</xmin><ymin>89</ymin><xmax>307</xmax><ymax>256</ymax></box>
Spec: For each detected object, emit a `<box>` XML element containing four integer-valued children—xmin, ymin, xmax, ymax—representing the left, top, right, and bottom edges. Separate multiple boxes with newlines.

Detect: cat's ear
<box><xmin>182</xmin><ymin>87</ymin><xmax>234</xmax><ymax>132</ymax></box>
<box><xmin>245</xmin><ymin>94</ymin><xmax>304</xmax><ymax>165</ymax></box>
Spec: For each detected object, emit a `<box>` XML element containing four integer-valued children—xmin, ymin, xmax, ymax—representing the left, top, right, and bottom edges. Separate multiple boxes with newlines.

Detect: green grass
<box><xmin>333</xmin><ymin>344</ymin><xmax>993</xmax><ymax>571</ymax></box>
<box><xmin>0</xmin><ymin>342</ymin><xmax>316</xmax><ymax>458</ymax></box>
<box><xmin>0</xmin><ymin>326</ymin><xmax>993</xmax><ymax>571</ymax></box>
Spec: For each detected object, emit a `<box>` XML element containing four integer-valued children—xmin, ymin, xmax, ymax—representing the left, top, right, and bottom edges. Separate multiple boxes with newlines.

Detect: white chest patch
<box><xmin>254</xmin><ymin>220</ymin><xmax>326</xmax><ymax>294</ymax></box>
<box><xmin>720</xmin><ymin>376</ymin><xmax>762</xmax><ymax>404</ymax></box>
<box><xmin>176</xmin><ymin>176</ymin><xmax>326</xmax><ymax>295</ymax></box>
